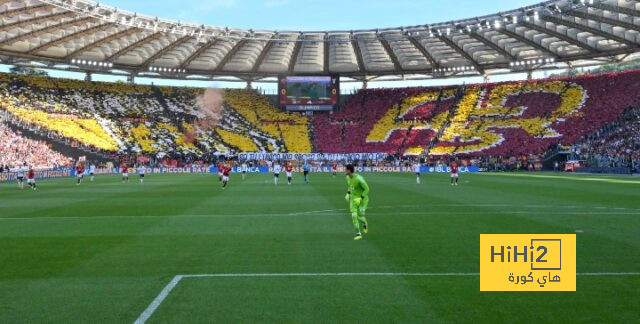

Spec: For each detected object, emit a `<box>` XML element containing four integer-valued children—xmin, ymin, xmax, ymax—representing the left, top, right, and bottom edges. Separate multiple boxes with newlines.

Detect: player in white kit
<box><xmin>16</xmin><ymin>163</ymin><xmax>27</xmax><ymax>190</ymax></box>
<box><xmin>413</xmin><ymin>161</ymin><xmax>422</xmax><ymax>184</ymax></box>
<box><xmin>89</xmin><ymin>163</ymin><xmax>96</xmax><ymax>182</ymax></box>
<box><xmin>241</xmin><ymin>162</ymin><xmax>248</xmax><ymax>180</ymax></box>
<box><xmin>137</xmin><ymin>165</ymin><xmax>146</xmax><ymax>183</ymax></box>
<box><xmin>273</xmin><ymin>162</ymin><xmax>282</xmax><ymax>185</ymax></box>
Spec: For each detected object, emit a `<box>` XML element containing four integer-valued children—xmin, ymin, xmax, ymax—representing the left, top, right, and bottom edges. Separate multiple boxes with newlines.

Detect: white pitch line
<box><xmin>182</xmin><ymin>272</ymin><xmax>640</xmax><ymax>278</ymax></box>
<box><xmin>576</xmin><ymin>272</ymin><xmax>640</xmax><ymax>276</ymax></box>
<box><xmin>488</xmin><ymin>173</ymin><xmax>640</xmax><ymax>184</ymax></box>
<box><xmin>1</xmin><ymin>210</ymin><xmax>639</xmax><ymax>221</ymax></box>
<box><xmin>183</xmin><ymin>272</ymin><xmax>480</xmax><ymax>278</ymax></box>
<box><xmin>288</xmin><ymin>209</ymin><xmax>344</xmax><ymax>216</ymax></box>
<box><xmin>134</xmin><ymin>271</ymin><xmax>640</xmax><ymax>323</ymax></box>
<box><xmin>134</xmin><ymin>275</ymin><xmax>184</xmax><ymax>324</ymax></box>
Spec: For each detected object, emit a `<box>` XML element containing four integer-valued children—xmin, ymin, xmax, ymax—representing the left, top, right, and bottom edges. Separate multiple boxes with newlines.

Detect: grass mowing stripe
<box><xmin>135</xmin><ymin>272</ymin><xmax>640</xmax><ymax>323</ymax></box>
<box><xmin>486</xmin><ymin>173</ymin><xmax>640</xmax><ymax>184</ymax></box>
<box><xmin>1</xmin><ymin>173</ymin><xmax>638</xmax><ymax>323</ymax></box>
<box><xmin>0</xmin><ymin>210</ymin><xmax>638</xmax><ymax>221</ymax></box>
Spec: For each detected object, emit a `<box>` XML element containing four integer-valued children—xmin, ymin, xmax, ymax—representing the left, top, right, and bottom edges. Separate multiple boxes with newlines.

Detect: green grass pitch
<box><xmin>1</xmin><ymin>172</ymin><xmax>639</xmax><ymax>323</ymax></box>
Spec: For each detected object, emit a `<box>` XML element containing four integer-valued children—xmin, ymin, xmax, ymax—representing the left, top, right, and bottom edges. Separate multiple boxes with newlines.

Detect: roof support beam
<box><xmin>408</xmin><ymin>37</ymin><xmax>439</xmax><ymax>69</ymax></box>
<box><xmin>468</xmin><ymin>32</ymin><xmax>516</xmax><ymax>60</ymax></box>
<box><xmin>520</xmin><ymin>21</ymin><xmax>600</xmax><ymax>53</ymax></box>
<box><xmin>28</xmin><ymin>23</ymin><xmax>115</xmax><ymax>54</ymax></box>
<box><xmin>0</xmin><ymin>3</ymin><xmax>50</xmax><ymax>17</ymax></box>
<box><xmin>179</xmin><ymin>39</ymin><xmax>218</xmax><ymax>70</ymax></box>
<box><xmin>499</xmin><ymin>28</ymin><xmax>559</xmax><ymax>58</ymax></box>
<box><xmin>438</xmin><ymin>35</ymin><xmax>484</xmax><ymax>73</ymax></box>
<box><xmin>567</xmin><ymin>8</ymin><xmax>640</xmax><ymax>33</ymax></box>
<box><xmin>379</xmin><ymin>37</ymin><xmax>403</xmax><ymax>71</ymax></box>
<box><xmin>288</xmin><ymin>40</ymin><xmax>302</xmax><ymax>73</ymax></box>
<box><xmin>351</xmin><ymin>39</ymin><xmax>365</xmax><ymax>73</ymax></box>
<box><xmin>66</xmin><ymin>27</ymin><xmax>141</xmax><ymax>59</ymax></box>
<box><xmin>139</xmin><ymin>35</ymin><xmax>192</xmax><ymax>69</ymax></box>
<box><xmin>324</xmin><ymin>39</ymin><xmax>330</xmax><ymax>73</ymax></box>
<box><xmin>0</xmin><ymin>16</ymin><xmax>94</xmax><ymax>48</ymax></box>
<box><xmin>105</xmin><ymin>31</ymin><xmax>163</xmax><ymax>62</ymax></box>
<box><xmin>0</xmin><ymin>11</ymin><xmax>76</xmax><ymax>32</ymax></box>
<box><xmin>587</xmin><ymin>2</ymin><xmax>640</xmax><ymax>17</ymax></box>
<box><xmin>544</xmin><ymin>13</ymin><xmax>639</xmax><ymax>47</ymax></box>
<box><xmin>215</xmin><ymin>40</ymin><xmax>247</xmax><ymax>73</ymax></box>
<box><xmin>0</xmin><ymin>0</ymin><xmax>17</xmax><ymax>6</ymax></box>
<box><xmin>251</xmin><ymin>37</ymin><xmax>276</xmax><ymax>73</ymax></box>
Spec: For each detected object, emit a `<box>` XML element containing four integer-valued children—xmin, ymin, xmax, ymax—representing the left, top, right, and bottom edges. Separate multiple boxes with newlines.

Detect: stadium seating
<box><xmin>577</xmin><ymin>106</ymin><xmax>640</xmax><ymax>171</ymax></box>
<box><xmin>0</xmin><ymin>123</ymin><xmax>71</xmax><ymax>168</ymax></box>
<box><xmin>0</xmin><ymin>74</ymin><xmax>312</xmax><ymax>157</ymax></box>
<box><xmin>1</xmin><ymin>69</ymin><xmax>639</xmax><ymax>164</ymax></box>
<box><xmin>312</xmin><ymin>87</ymin><xmax>458</xmax><ymax>154</ymax></box>
<box><xmin>314</xmin><ymin>70</ymin><xmax>640</xmax><ymax>156</ymax></box>
<box><xmin>223</xmin><ymin>89</ymin><xmax>312</xmax><ymax>153</ymax></box>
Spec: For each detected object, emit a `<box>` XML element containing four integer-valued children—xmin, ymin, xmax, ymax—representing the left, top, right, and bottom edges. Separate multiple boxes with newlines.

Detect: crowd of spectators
<box><xmin>0</xmin><ymin>123</ymin><xmax>72</xmax><ymax>169</ymax></box>
<box><xmin>576</xmin><ymin>106</ymin><xmax>640</xmax><ymax>173</ymax></box>
<box><xmin>314</xmin><ymin>70</ymin><xmax>640</xmax><ymax>159</ymax></box>
<box><xmin>0</xmin><ymin>73</ymin><xmax>313</xmax><ymax>162</ymax></box>
<box><xmin>0</xmin><ymin>70</ymin><xmax>639</xmax><ymax>172</ymax></box>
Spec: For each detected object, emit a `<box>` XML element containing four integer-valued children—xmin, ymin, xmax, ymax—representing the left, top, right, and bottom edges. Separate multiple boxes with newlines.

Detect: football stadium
<box><xmin>0</xmin><ymin>0</ymin><xmax>639</xmax><ymax>322</ymax></box>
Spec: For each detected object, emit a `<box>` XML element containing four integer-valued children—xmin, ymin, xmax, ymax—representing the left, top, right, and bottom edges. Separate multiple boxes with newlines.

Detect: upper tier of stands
<box><xmin>315</xmin><ymin>70</ymin><xmax>640</xmax><ymax>156</ymax></box>
<box><xmin>0</xmin><ymin>74</ymin><xmax>312</xmax><ymax>158</ymax></box>
<box><xmin>0</xmin><ymin>70</ymin><xmax>639</xmax><ymax>162</ymax></box>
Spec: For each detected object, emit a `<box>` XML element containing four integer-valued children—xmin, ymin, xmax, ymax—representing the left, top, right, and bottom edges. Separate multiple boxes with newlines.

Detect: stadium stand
<box><xmin>0</xmin><ymin>73</ymin><xmax>312</xmax><ymax>158</ymax></box>
<box><xmin>1</xmin><ymin>70</ymin><xmax>639</xmax><ymax>166</ymax></box>
<box><xmin>312</xmin><ymin>87</ymin><xmax>459</xmax><ymax>154</ymax></box>
<box><xmin>315</xmin><ymin>70</ymin><xmax>640</xmax><ymax>157</ymax></box>
<box><xmin>0</xmin><ymin>122</ymin><xmax>71</xmax><ymax>168</ymax></box>
<box><xmin>576</xmin><ymin>106</ymin><xmax>640</xmax><ymax>173</ymax></box>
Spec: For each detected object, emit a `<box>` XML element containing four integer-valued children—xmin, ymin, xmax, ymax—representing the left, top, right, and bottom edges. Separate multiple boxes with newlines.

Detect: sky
<box><xmin>102</xmin><ymin>0</ymin><xmax>543</xmax><ymax>31</ymax></box>
<box><xmin>2</xmin><ymin>0</ymin><xmax>558</xmax><ymax>90</ymax></box>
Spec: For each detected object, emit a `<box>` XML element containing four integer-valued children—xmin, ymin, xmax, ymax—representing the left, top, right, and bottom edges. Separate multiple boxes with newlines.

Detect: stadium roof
<box><xmin>1</xmin><ymin>0</ymin><xmax>640</xmax><ymax>83</ymax></box>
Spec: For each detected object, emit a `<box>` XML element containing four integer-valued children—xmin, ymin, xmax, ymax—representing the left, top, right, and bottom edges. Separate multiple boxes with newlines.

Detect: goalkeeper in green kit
<box><xmin>344</xmin><ymin>164</ymin><xmax>369</xmax><ymax>241</ymax></box>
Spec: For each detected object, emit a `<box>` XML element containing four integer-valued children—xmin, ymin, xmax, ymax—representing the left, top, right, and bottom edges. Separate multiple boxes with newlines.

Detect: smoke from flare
<box><xmin>187</xmin><ymin>88</ymin><xmax>225</xmax><ymax>143</ymax></box>
<box><xmin>196</xmin><ymin>88</ymin><xmax>224</xmax><ymax>128</ymax></box>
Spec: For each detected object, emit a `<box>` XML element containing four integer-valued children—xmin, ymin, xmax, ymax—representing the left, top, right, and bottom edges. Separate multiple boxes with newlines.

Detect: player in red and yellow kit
<box><xmin>450</xmin><ymin>162</ymin><xmax>459</xmax><ymax>186</ymax></box>
<box><xmin>121</xmin><ymin>164</ymin><xmax>129</xmax><ymax>182</ymax></box>
<box><xmin>221</xmin><ymin>164</ymin><xmax>231</xmax><ymax>189</ymax></box>
<box><xmin>285</xmin><ymin>163</ymin><xmax>294</xmax><ymax>185</ymax></box>
<box><xmin>27</xmin><ymin>167</ymin><xmax>36</xmax><ymax>190</ymax></box>
<box><xmin>76</xmin><ymin>164</ymin><xmax>85</xmax><ymax>185</ymax></box>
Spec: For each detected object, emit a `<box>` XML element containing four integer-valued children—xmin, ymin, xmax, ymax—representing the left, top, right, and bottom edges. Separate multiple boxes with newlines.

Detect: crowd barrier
<box><xmin>1</xmin><ymin>168</ymin><xmax>73</xmax><ymax>182</ymax></box>
<box><xmin>238</xmin><ymin>153</ymin><xmax>391</xmax><ymax>161</ymax></box>
<box><xmin>2</xmin><ymin>165</ymin><xmax>483</xmax><ymax>182</ymax></box>
<box><xmin>226</xmin><ymin>165</ymin><xmax>482</xmax><ymax>173</ymax></box>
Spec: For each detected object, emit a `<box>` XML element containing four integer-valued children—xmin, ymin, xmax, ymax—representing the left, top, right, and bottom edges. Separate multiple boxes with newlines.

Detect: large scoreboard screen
<box><xmin>279</xmin><ymin>75</ymin><xmax>339</xmax><ymax>111</ymax></box>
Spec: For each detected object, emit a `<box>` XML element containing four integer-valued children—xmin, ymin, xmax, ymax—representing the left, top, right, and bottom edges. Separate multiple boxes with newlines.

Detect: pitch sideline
<box><xmin>133</xmin><ymin>271</ymin><xmax>640</xmax><ymax>324</ymax></box>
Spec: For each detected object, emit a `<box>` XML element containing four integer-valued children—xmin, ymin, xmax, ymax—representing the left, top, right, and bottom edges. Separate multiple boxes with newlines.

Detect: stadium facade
<box><xmin>0</xmin><ymin>0</ymin><xmax>640</xmax><ymax>83</ymax></box>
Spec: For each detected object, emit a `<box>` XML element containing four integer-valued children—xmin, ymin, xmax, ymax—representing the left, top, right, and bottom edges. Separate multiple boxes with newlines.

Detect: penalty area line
<box><xmin>133</xmin><ymin>271</ymin><xmax>640</xmax><ymax>324</ymax></box>
<box><xmin>133</xmin><ymin>275</ymin><xmax>183</xmax><ymax>324</ymax></box>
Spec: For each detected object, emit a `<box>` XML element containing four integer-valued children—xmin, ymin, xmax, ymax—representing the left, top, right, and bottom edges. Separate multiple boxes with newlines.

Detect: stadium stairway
<box><xmin>150</xmin><ymin>85</ymin><xmax>185</xmax><ymax>130</ymax></box>
<box><xmin>425</xmin><ymin>85</ymin><xmax>465</xmax><ymax>155</ymax></box>
<box><xmin>307</xmin><ymin>117</ymin><xmax>318</xmax><ymax>153</ymax></box>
